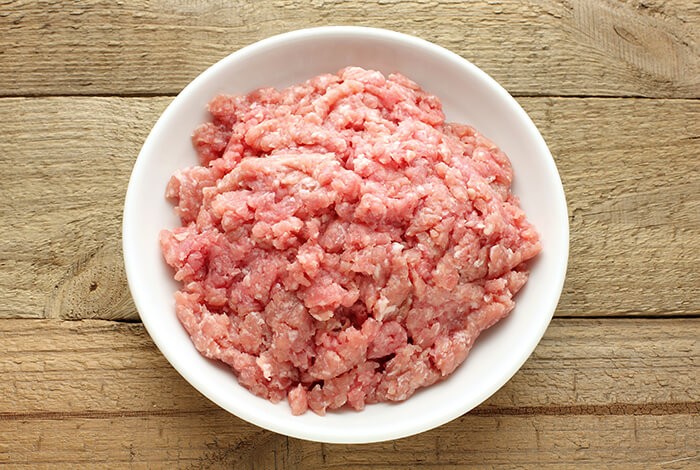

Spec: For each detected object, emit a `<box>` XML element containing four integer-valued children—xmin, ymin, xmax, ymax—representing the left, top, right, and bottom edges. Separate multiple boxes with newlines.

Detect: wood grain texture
<box><xmin>520</xmin><ymin>97</ymin><xmax>700</xmax><ymax>317</ymax></box>
<box><xmin>0</xmin><ymin>97</ymin><xmax>167</xmax><ymax>320</ymax></box>
<box><xmin>0</xmin><ymin>0</ymin><xmax>698</xmax><ymax>98</ymax></box>
<box><xmin>1</xmin><ymin>318</ymin><xmax>697</xmax><ymax>414</ymax></box>
<box><xmin>2</xmin><ymin>1</ymin><xmax>697</xmax><ymax>468</ymax></box>
<box><xmin>0</xmin><ymin>318</ymin><xmax>697</xmax><ymax>468</ymax></box>
<box><xmin>1</xmin><ymin>96</ymin><xmax>697</xmax><ymax>320</ymax></box>
<box><xmin>2</xmin><ymin>414</ymin><xmax>697</xmax><ymax>468</ymax></box>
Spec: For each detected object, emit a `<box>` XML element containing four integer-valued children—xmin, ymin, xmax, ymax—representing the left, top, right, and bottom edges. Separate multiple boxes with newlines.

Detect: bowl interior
<box><xmin>123</xmin><ymin>26</ymin><xmax>568</xmax><ymax>444</ymax></box>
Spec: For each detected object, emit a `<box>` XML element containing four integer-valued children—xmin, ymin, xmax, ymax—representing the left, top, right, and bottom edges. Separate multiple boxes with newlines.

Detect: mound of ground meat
<box><xmin>160</xmin><ymin>67</ymin><xmax>540</xmax><ymax>415</ymax></box>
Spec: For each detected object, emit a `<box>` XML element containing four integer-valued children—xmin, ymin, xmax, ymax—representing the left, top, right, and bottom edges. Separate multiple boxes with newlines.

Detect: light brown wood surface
<box><xmin>1</xmin><ymin>0</ymin><xmax>698</xmax><ymax>98</ymax></box>
<box><xmin>1</xmin><ymin>319</ymin><xmax>698</xmax><ymax>467</ymax></box>
<box><xmin>0</xmin><ymin>0</ymin><xmax>698</xmax><ymax>468</ymax></box>
<box><xmin>2</xmin><ymin>96</ymin><xmax>697</xmax><ymax>321</ymax></box>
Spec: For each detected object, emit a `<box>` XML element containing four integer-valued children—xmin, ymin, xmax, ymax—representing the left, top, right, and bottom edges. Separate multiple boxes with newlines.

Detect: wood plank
<box><xmin>0</xmin><ymin>318</ymin><xmax>697</xmax><ymax>466</ymax></box>
<box><xmin>519</xmin><ymin>97</ymin><xmax>700</xmax><ymax>317</ymax></box>
<box><xmin>1</xmin><ymin>318</ymin><xmax>697</xmax><ymax>414</ymax></box>
<box><xmin>1</xmin><ymin>96</ymin><xmax>697</xmax><ymax>319</ymax></box>
<box><xmin>0</xmin><ymin>414</ymin><xmax>264</xmax><ymax>468</ymax></box>
<box><xmin>0</xmin><ymin>0</ymin><xmax>698</xmax><ymax>98</ymax></box>
<box><xmin>1</xmin><ymin>414</ymin><xmax>696</xmax><ymax>468</ymax></box>
<box><xmin>0</xmin><ymin>97</ymin><xmax>165</xmax><ymax>320</ymax></box>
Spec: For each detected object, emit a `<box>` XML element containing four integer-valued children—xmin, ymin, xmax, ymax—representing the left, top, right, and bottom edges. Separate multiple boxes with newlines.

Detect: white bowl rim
<box><xmin>123</xmin><ymin>25</ymin><xmax>569</xmax><ymax>444</ymax></box>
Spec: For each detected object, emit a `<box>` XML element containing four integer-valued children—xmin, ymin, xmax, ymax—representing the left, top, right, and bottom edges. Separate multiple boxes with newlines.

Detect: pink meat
<box><xmin>160</xmin><ymin>67</ymin><xmax>541</xmax><ymax>415</ymax></box>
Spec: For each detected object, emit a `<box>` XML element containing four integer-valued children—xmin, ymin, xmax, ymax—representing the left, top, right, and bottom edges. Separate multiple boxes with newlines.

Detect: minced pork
<box><xmin>160</xmin><ymin>67</ymin><xmax>541</xmax><ymax>415</ymax></box>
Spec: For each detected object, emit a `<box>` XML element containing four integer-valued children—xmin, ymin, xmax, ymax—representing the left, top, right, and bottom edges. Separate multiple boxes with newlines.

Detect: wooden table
<box><xmin>1</xmin><ymin>1</ymin><xmax>698</xmax><ymax>468</ymax></box>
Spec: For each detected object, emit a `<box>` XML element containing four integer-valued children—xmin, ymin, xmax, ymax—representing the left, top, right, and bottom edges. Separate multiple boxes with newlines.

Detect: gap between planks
<box><xmin>0</xmin><ymin>93</ymin><xmax>698</xmax><ymax>100</ymax></box>
<box><xmin>0</xmin><ymin>402</ymin><xmax>697</xmax><ymax>422</ymax></box>
<box><xmin>36</xmin><ymin>313</ymin><xmax>700</xmax><ymax>325</ymax></box>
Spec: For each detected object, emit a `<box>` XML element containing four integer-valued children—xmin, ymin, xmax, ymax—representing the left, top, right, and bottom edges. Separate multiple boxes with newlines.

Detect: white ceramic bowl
<box><xmin>123</xmin><ymin>26</ymin><xmax>568</xmax><ymax>444</ymax></box>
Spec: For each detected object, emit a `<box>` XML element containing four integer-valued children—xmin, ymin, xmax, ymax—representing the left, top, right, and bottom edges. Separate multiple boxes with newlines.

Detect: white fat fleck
<box><xmin>483</xmin><ymin>224</ymin><xmax>494</xmax><ymax>236</ymax></box>
<box><xmin>300</xmin><ymin>177</ymin><xmax>318</xmax><ymax>190</ymax></box>
<box><xmin>173</xmin><ymin>231</ymin><xmax>189</xmax><ymax>241</ymax></box>
<box><xmin>374</xmin><ymin>296</ymin><xmax>396</xmax><ymax>322</ymax></box>
<box><xmin>391</xmin><ymin>242</ymin><xmax>405</xmax><ymax>253</ymax></box>
<box><xmin>354</xmin><ymin>156</ymin><xmax>370</xmax><ymax>172</ymax></box>
<box><xmin>474</xmin><ymin>259</ymin><xmax>484</xmax><ymax>268</ymax></box>
<box><xmin>375</xmin><ymin>296</ymin><xmax>388</xmax><ymax>314</ymax></box>
<box><xmin>483</xmin><ymin>294</ymin><xmax>493</xmax><ymax>302</ymax></box>
<box><xmin>310</xmin><ymin>309</ymin><xmax>334</xmax><ymax>321</ymax></box>
<box><xmin>256</xmin><ymin>357</ymin><xmax>273</xmax><ymax>381</ymax></box>
<box><xmin>249</xmin><ymin>312</ymin><xmax>264</xmax><ymax>324</ymax></box>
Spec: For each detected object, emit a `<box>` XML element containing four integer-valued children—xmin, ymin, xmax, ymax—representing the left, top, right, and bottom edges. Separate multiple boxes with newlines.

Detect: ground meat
<box><xmin>160</xmin><ymin>67</ymin><xmax>540</xmax><ymax>415</ymax></box>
